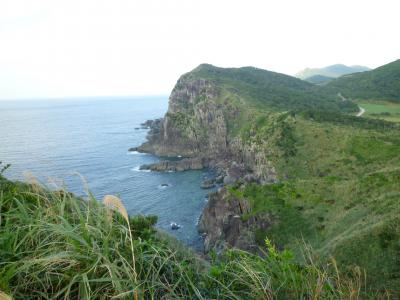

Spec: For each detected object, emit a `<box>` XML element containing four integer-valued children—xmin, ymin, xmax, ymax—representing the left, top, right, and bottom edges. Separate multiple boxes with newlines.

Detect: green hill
<box><xmin>187</xmin><ymin>64</ymin><xmax>358</xmax><ymax>113</ymax></box>
<box><xmin>328</xmin><ymin>59</ymin><xmax>400</xmax><ymax>101</ymax></box>
<box><xmin>229</xmin><ymin>111</ymin><xmax>400</xmax><ymax>293</ymax></box>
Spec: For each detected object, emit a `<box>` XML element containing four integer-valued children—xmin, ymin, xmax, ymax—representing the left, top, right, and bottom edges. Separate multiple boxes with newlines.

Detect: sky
<box><xmin>0</xmin><ymin>0</ymin><xmax>399</xmax><ymax>100</ymax></box>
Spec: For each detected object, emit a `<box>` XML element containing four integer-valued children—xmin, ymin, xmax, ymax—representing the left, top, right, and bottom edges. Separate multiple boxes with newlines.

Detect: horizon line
<box><xmin>0</xmin><ymin>94</ymin><xmax>170</xmax><ymax>102</ymax></box>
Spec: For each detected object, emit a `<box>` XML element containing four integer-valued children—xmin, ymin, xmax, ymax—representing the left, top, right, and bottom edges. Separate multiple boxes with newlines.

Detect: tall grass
<box><xmin>0</xmin><ymin>176</ymin><xmax>382</xmax><ymax>299</ymax></box>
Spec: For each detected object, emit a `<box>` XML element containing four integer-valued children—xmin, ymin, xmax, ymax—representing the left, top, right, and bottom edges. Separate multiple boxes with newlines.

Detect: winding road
<box><xmin>356</xmin><ymin>106</ymin><xmax>365</xmax><ymax>117</ymax></box>
<box><xmin>338</xmin><ymin>93</ymin><xmax>365</xmax><ymax>117</ymax></box>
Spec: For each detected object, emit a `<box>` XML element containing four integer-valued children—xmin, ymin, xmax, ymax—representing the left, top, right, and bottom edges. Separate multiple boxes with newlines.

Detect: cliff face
<box><xmin>138</xmin><ymin>77</ymin><xmax>229</xmax><ymax>158</ymax></box>
<box><xmin>136</xmin><ymin>73</ymin><xmax>277</xmax><ymax>184</ymax></box>
<box><xmin>198</xmin><ymin>187</ymin><xmax>273</xmax><ymax>254</ymax></box>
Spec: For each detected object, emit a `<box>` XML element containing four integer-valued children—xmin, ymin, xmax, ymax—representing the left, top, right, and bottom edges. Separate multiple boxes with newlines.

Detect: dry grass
<box><xmin>0</xmin><ymin>291</ymin><xmax>12</xmax><ymax>300</ymax></box>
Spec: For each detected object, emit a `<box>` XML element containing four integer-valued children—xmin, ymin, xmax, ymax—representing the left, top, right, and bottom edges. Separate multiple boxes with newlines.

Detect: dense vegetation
<box><xmin>185</xmin><ymin>64</ymin><xmax>358</xmax><ymax>113</ymax></box>
<box><xmin>227</xmin><ymin>113</ymin><xmax>400</xmax><ymax>296</ymax></box>
<box><xmin>304</xmin><ymin>74</ymin><xmax>333</xmax><ymax>85</ymax></box>
<box><xmin>328</xmin><ymin>59</ymin><xmax>400</xmax><ymax>101</ymax></box>
<box><xmin>0</xmin><ymin>173</ymin><xmax>367</xmax><ymax>299</ymax></box>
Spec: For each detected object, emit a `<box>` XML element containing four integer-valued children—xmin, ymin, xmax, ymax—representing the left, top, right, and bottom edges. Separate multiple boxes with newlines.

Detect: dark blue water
<box><xmin>0</xmin><ymin>97</ymin><xmax>213</xmax><ymax>250</ymax></box>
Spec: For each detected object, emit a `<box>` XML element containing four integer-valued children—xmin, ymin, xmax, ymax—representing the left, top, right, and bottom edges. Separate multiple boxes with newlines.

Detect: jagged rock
<box><xmin>131</xmin><ymin>73</ymin><xmax>278</xmax><ymax>184</ymax></box>
<box><xmin>201</xmin><ymin>179</ymin><xmax>215</xmax><ymax>189</ymax></box>
<box><xmin>198</xmin><ymin>187</ymin><xmax>273</xmax><ymax>254</ymax></box>
<box><xmin>215</xmin><ymin>175</ymin><xmax>224</xmax><ymax>184</ymax></box>
<box><xmin>140</xmin><ymin>158</ymin><xmax>206</xmax><ymax>172</ymax></box>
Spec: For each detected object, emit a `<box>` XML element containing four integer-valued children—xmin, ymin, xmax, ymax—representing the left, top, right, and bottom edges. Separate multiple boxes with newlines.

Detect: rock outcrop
<box><xmin>134</xmin><ymin>68</ymin><xmax>277</xmax><ymax>184</ymax></box>
<box><xmin>140</xmin><ymin>157</ymin><xmax>206</xmax><ymax>172</ymax></box>
<box><xmin>198</xmin><ymin>187</ymin><xmax>273</xmax><ymax>254</ymax></box>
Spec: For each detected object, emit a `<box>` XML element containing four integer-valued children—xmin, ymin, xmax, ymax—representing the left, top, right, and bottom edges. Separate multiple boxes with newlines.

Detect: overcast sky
<box><xmin>0</xmin><ymin>0</ymin><xmax>399</xmax><ymax>100</ymax></box>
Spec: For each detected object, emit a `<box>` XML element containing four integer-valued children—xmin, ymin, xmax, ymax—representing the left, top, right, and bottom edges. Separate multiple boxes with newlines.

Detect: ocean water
<box><xmin>0</xmin><ymin>97</ymin><xmax>214</xmax><ymax>250</ymax></box>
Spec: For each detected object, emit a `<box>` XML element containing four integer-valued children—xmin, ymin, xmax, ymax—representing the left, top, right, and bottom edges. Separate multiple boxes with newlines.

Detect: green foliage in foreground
<box><xmin>0</xmin><ymin>175</ymin><xmax>369</xmax><ymax>299</ymax></box>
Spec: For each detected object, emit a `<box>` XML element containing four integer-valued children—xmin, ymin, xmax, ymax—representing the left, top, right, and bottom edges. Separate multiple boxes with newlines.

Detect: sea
<box><xmin>0</xmin><ymin>96</ymin><xmax>214</xmax><ymax>250</ymax></box>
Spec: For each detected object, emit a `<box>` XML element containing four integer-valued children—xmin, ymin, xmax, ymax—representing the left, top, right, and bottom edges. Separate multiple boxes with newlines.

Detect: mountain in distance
<box><xmin>328</xmin><ymin>59</ymin><xmax>400</xmax><ymax>101</ymax></box>
<box><xmin>296</xmin><ymin>64</ymin><xmax>371</xmax><ymax>80</ymax></box>
<box><xmin>303</xmin><ymin>74</ymin><xmax>334</xmax><ymax>85</ymax></box>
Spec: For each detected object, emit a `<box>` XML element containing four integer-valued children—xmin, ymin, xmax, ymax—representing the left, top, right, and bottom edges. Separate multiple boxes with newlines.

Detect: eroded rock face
<box><xmin>198</xmin><ymin>187</ymin><xmax>273</xmax><ymax>254</ymax></box>
<box><xmin>135</xmin><ymin>75</ymin><xmax>277</xmax><ymax>183</ymax></box>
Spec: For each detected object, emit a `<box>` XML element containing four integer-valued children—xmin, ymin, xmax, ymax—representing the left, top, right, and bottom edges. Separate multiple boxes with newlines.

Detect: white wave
<box><xmin>131</xmin><ymin>166</ymin><xmax>151</xmax><ymax>172</ymax></box>
<box><xmin>127</xmin><ymin>151</ymin><xmax>146</xmax><ymax>155</ymax></box>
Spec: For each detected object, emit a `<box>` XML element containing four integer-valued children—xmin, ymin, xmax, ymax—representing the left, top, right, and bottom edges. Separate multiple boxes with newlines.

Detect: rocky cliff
<box><xmin>135</xmin><ymin>67</ymin><xmax>278</xmax><ymax>184</ymax></box>
<box><xmin>131</xmin><ymin>66</ymin><xmax>287</xmax><ymax>253</ymax></box>
<box><xmin>198</xmin><ymin>187</ymin><xmax>273</xmax><ymax>254</ymax></box>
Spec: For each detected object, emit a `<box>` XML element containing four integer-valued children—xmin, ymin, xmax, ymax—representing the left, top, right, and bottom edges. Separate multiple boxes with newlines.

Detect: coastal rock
<box><xmin>132</xmin><ymin>72</ymin><xmax>278</xmax><ymax>184</ymax></box>
<box><xmin>140</xmin><ymin>157</ymin><xmax>206</xmax><ymax>172</ymax></box>
<box><xmin>131</xmin><ymin>66</ymin><xmax>279</xmax><ymax>254</ymax></box>
<box><xmin>200</xmin><ymin>179</ymin><xmax>216</xmax><ymax>189</ymax></box>
<box><xmin>198</xmin><ymin>187</ymin><xmax>273</xmax><ymax>254</ymax></box>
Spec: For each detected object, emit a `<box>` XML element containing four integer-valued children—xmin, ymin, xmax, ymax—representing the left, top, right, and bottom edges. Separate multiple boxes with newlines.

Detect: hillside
<box><xmin>328</xmin><ymin>59</ymin><xmax>400</xmax><ymax>101</ymax></box>
<box><xmin>187</xmin><ymin>64</ymin><xmax>357</xmax><ymax>113</ymax></box>
<box><xmin>296</xmin><ymin>64</ymin><xmax>370</xmax><ymax>79</ymax></box>
<box><xmin>212</xmin><ymin>111</ymin><xmax>400</xmax><ymax>293</ymax></box>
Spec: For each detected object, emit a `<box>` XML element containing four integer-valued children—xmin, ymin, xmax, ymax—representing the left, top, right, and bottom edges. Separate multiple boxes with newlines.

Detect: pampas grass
<box><xmin>0</xmin><ymin>175</ymin><xmax>381</xmax><ymax>299</ymax></box>
<box><xmin>103</xmin><ymin>195</ymin><xmax>138</xmax><ymax>300</ymax></box>
<box><xmin>103</xmin><ymin>195</ymin><xmax>129</xmax><ymax>223</ymax></box>
<box><xmin>0</xmin><ymin>291</ymin><xmax>12</xmax><ymax>300</ymax></box>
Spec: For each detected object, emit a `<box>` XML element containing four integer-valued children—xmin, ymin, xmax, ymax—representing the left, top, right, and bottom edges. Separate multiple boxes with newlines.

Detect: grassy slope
<box><xmin>229</xmin><ymin>113</ymin><xmax>400</xmax><ymax>294</ymax></box>
<box><xmin>358</xmin><ymin>100</ymin><xmax>400</xmax><ymax>123</ymax></box>
<box><xmin>0</xmin><ymin>174</ymin><xmax>367</xmax><ymax>299</ymax></box>
<box><xmin>327</xmin><ymin>59</ymin><xmax>400</xmax><ymax>102</ymax></box>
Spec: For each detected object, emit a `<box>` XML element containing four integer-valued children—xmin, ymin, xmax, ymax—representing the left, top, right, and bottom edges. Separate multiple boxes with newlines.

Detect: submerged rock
<box><xmin>200</xmin><ymin>179</ymin><xmax>215</xmax><ymax>189</ymax></box>
<box><xmin>170</xmin><ymin>222</ymin><xmax>181</xmax><ymax>230</ymax></box>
